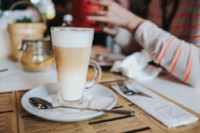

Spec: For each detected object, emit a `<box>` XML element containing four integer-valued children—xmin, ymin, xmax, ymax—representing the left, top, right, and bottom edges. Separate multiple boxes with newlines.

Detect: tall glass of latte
<box><xmin>51</xmin><ymin>27</ymin><xmax>101</xmax><ymax>105</ymax></box>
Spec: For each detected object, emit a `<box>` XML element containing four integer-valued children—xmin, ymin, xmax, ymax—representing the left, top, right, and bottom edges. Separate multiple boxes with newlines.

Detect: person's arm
<box><xmin>88</xmin><ymin>0</ymin><xmax>200</xmax><ymax>87</ymax></box>
<box><xmin>87</xmin><ymin>0</ymin><xmax>144</xmax><ymax>34</ymax></box>
<box><xmin>88</xmin><ymin>0</ymin><xmax>144</xmax><ymax>53</ymax></box>
<box><xmin>134</xmin><ymin>18</ymin><xmax>200</xmax><ymax>87</ymax></box>
<box><xmin>112</xmin><ymin>28</ymin><xmax>142</xmax><ymax>54</ymax></box>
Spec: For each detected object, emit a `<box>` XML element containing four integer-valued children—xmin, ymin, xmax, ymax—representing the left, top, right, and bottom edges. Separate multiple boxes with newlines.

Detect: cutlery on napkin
<box><xmin>112</xmin><ymin>82</ymin><xmax>198</xmax><ymax>128</ymax></box>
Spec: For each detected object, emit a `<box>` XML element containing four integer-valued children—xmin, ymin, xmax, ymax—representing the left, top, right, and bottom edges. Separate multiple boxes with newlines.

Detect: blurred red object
<box><xmin>72</xmin><ymin>0</ymin><xmax>102</xmax><ymax>32</ymax></box>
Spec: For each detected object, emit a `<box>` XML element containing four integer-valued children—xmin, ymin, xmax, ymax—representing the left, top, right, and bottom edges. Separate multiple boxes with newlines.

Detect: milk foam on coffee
<box><xmin>51</xmin><ymin>28</ymin><xmax>94</xmax><ymax>101</ymax></box>
<box><xmin>51</xmin><ymin>28</ymin><xmax>94</xmax><ymax>48</ymax></box>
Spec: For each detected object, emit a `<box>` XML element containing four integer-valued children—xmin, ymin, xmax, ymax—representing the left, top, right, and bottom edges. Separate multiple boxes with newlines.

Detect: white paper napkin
<box><xmin>110</xmin><ymin>50</ymin><xmax>162</xmax><ymax>81</ymax></box>
<box><xmin>112</xmin><ymin>83</ymin><xmax>198</xmax><ymax>128</ymax></box>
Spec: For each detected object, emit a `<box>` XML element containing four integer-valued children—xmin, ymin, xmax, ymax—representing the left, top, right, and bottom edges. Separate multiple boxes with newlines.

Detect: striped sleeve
<box><xmin>113</xmin><ymin>28</ymin><xmax>142</xmax><ymax>54</ymax></box>
<box><xmin>134</xmin><ymin>19</ymin><xmax>200</xmax><ymax>87</ymax></box>
<box><xmin>190</xmin><ymin>0</ymin><xmax>200</xmax><ymax>46</ymax></box>
<box><xmin>113</xmin><ymin>28</ymin><xmax>133</xmax><ymax>48</ymax></box>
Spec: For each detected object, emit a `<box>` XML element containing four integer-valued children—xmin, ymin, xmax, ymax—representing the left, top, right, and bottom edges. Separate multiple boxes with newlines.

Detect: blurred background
<box><xmin>0</xmin><ymin>0</ymin><xmax>150</xmax><ymax>53</ymax></box>
<box><xmin>0</xmin><ymin>0</ymin><xmax>56</xmax><ymax>19</ymax></box>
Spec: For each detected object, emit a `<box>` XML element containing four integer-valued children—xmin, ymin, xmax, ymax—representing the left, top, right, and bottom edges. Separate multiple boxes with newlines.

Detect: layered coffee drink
<box><xmin>51</xmin><ymin>27</ymin><xmax>95</xmax><ymax>102</ymax></box>
<box><xmin>53</xmin><ymin>46</ymin><xmax>91</xmax><ymax>101</ymax></box>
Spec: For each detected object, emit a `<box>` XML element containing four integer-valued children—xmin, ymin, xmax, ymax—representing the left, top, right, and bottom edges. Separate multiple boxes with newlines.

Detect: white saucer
<box><xmin>21</xmin><ymin>83</ymin><xmax>117</xmax><ymax>122</ymax></box>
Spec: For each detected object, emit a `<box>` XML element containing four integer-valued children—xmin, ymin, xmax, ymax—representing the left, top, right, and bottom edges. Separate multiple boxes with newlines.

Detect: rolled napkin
<box><xmin>112</xmin><ymin>83</ymin><xmax>198</xmax><ymax>127</ymax></box>
<box><xmin>110</xmin><ymin>50</ymin><xmax>162</xmax><ymax>81</ymax></box>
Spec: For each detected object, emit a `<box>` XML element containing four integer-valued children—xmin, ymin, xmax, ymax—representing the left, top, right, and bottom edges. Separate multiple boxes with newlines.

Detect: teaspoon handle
<box><xmin>96</xmin><ymin>109</ymin><xmax>135</xmax><ymax>115</ymax></box>
<box><xmin>0</xmin><ymin>68</ymin><xmax>8</xmax><ymax>72</ymax></box>
<box><xmin>54</xmin><ymin>106</ymin><xmax>134</xmax><ymax>115</ymax></box>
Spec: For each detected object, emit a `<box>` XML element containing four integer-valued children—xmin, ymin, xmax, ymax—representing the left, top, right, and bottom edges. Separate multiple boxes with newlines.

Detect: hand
<box><xmin>87</xmin><ymin>0</ymin><xmax>144</xmax><ymax>34</ymax></box>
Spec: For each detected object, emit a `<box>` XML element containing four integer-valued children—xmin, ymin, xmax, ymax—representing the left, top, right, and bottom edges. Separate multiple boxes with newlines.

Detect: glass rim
<box><xmin>51</xmin><ymin>27</ymin><xmax>94</xmax><ymax>31</ymax></box>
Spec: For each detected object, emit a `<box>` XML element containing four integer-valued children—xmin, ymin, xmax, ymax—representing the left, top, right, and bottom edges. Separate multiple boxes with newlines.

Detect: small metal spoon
<box><xmin>29</xmin><ymin>97</ymin><xmax>135</xmax><ymax>116</ymax></box>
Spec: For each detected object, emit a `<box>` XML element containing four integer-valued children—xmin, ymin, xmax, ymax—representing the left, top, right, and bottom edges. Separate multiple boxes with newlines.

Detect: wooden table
<box><xmin>0</xmin><ymin>69</ymin><xmax>200</xmax><ymax>133</ymax></box>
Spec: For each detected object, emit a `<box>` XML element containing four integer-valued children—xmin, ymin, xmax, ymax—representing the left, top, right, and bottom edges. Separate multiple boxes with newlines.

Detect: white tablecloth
<box><xmin>140</xmin><ymin>73</ymin><xmax>200</xmax><ymax>114</ymax></box>
<box><xmin>0</xmin><ymin>58</ymin><xmax>57</xmax><ymax>93</ymax></box>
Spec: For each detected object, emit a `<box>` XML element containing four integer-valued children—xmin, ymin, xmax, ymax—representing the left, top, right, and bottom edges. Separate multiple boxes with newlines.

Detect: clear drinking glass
<box><xmin>51</xmin><ymin>27</ymin><xmax>101</xmax><ymax>106</ymax></box>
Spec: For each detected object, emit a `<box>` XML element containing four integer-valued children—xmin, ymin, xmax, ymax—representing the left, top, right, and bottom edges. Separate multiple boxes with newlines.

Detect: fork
<box><xmin>116</xmin><ymin>79</ymin><xmax>152</xmax><ymax>98</ymax></box>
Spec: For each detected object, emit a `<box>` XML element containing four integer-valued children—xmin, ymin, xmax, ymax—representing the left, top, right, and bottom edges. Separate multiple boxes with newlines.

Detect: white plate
<box><xmin>92</xmin><ymin>53</ymin><xmax>125</xmax><ymax>67</ymax></box>
<box><xmin>21</xmin><ymin>83</ymin><xmax>117</xmax><ymax>122</ymax></box>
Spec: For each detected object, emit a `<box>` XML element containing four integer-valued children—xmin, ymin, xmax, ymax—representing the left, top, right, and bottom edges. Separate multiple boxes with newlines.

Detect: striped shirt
<box><xmin>114</xmin><ymin>0</ymin><xmax>200</xmax><ymax>87</ymax></box>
